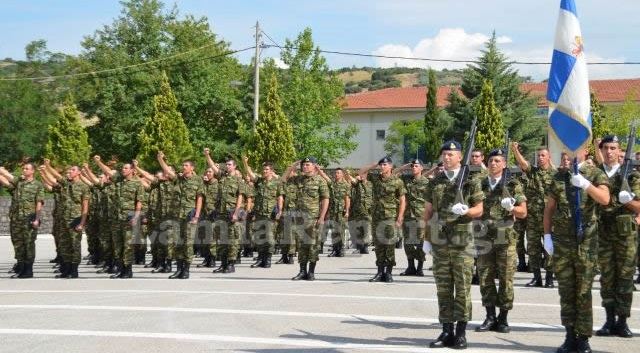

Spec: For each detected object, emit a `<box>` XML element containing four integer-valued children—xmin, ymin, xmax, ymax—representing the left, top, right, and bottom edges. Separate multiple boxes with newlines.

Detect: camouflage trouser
<box><xmin>432</xmin><ymin>244</ymin><xmax>474</xmax><ymax>323</ymax></box>
<box><xmin>174</xmin><ymin>219</ymin><xmax>197</xmax><ymax>264</ymax></box>
<box><xmin>372</xmin><ymin>219</ymin><xmax>399</xmax><ymax>267</ymax></box>
<box><xmin>553</xmin><ymin>232</ymin><xmax>597</xmax><ymax>337</ymax></box>
<box><xmin>349</xmin><ymin>217</ymin><xmax>371</xmax><ymax>247</ymax></box>
<box><xmin>598</xmin><ymin>215</ymin><xmax>637</xmax><ymax>318</ymax></box>
<box><xmin>244</xmin><ymin>219</ymin><xmax>254</xmax><ymax>249</ymax></box>
<box><xmin>52</xmin><ymin>214</ymin><xmax>63</xmax><ymax>256</ymax></box>
<box><xmin>86</xmin><ymin>215</ymin><xmax>101</xmax><ymax>257</ymax></box>
<box><xmin>514</xmin><ymin>218</ymin><xmax>526</xmax><ymax>257</ymax></box>
<box><xmin>328</xmin><ymin>215</ymin><xmax>347</xmax><ymax>246</ymax></box>
<box><xmin>218</xmin><ymin>219</ymin><xmax>242</xmax><ymax>261</ymax></box>
<box><xmin>478</xmin><ymin>241</ymin><xmax>516</xmax><ymax>310</ymax></box>
<box><xmin>10</xmin><ymin>217</ymin><xmax>37</xmax><ymax>263</ymax></box>
<box><xmin>526</xmin><ymin>209</ymin><xmax>551</xmax><ymax>271</ymax></box>
<box><xmin>99</xmin><ymin>217</ymin><xmax>115</xmax><ymax>262</ymax></box>
<box><xmin>293</xmin><ymin>216</ymin><xmax>321</xmax><ymax>263</ymax></box>
<box><xmin>279</xmin><ymin>212</ymin><xmax>297</xmax><ymax>255</ymax></box>
<box><xmin>119</xmin><ymin>219</ymin><xmax>143</xmax><ymax>266</ymax></box>
<box><xmin>60</xmin><ymin>219</ymin><xmax>82</xmax><ymax>264</ymax></box>
<box><xmin>402</xmin><ymin>218</ymin><xmax>425</xmax><ymax>261</ymax></box>
<box><xmin>253</xmin><ymin>216</ymin><xmax>276</xmax><ymax>255</ymax></box>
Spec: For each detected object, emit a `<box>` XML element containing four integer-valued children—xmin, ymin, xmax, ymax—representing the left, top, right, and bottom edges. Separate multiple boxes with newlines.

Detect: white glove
<box><xmin>500</xmin><ymin>197</ymin><xmax>516</xmax><ymax>211</ymax></box>
<box><xmin>451</xmin><ymin>203</ymin><xmax>469</xmax><ymax>216</ymax></box>
<box><xmin>543</xmin><ymin>233</ymin><xmax>554</xmax><ymax>256</ymax></box>
<box><xmin>570</xmin><ymin>173</ymin><xmax>591</xmax><ymax>190</ymax></box>
<box><xmin>422</xmin><ymin>241</ymin><xmax>432</xmax><ymax>255</ymax></box>
<box><xmin>618</xmin><ymin>191</ymin><xmax>635</xmax><ymax>204</ymax></box>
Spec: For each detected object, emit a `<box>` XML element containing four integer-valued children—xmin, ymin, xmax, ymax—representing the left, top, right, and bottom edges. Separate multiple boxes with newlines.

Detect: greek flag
<box><xmin>547</xmin><ymin>0</ymin><xmax>591</xmax><ymax>163</ymax></box>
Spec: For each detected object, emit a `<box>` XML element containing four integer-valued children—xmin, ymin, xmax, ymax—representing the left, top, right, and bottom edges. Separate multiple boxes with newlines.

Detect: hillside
<box><xmin>334</xmin><ymin>67</ymin><xmax>466</xmax><ymax>94</ymax></box>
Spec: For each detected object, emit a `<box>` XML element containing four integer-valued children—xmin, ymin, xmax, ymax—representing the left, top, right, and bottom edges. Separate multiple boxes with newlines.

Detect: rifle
<box><xmin>501</xmin><ymin>131</ymin><xmax>512</xmax><ymax>198</ymax></box>
<box><xmin>620</xmin><ymin>123</ymin><xmax>638</xmax><ymax>193</ymax></box>
<box><xmin>454</xmin><ymin>117</ymin><xmax>478</xmax><ymax>205</ymax></box>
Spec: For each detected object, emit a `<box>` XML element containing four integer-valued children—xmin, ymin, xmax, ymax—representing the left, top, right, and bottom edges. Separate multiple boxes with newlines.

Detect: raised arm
<box><xmin>511</xmin><ymin>142</ymin><xmax>530</xmax><ymax>172</ymax></box>
<box><xmin>204</xmin><ymin>148</ymin><xmax>220</xmax><ymax>175</ymax></box>
<box><xmin>242</xmin><ymin>155</ymin><xmax>257</xmax><ymax>181</ymax></box>
<box><xmin>283</xmin><ymin>160</ymin><xmax>301</xmax><ymax>182</ymax></box>
<box><xmin>0</xmin><ymin>173</ymin><xmax>10</xmax><ymax>187</ymax></box>
<box><xmin>39</xmin><ymin>164</ymin><xmax>59</xmax><ymax>187</ymax></box>
<box><xmin>0</xmin><ymin>166</ymin><xmax>15</xmax><ymax>182</ymax></box>
<box><xmin>93</xmin><ymin>155</ymin><xmax>116</xmax><ymax>177</ymax></box>
<box><xmin>43</xmin><ymin>159</ymin><xmax>64</xmax><ymax>181</ymax></box>
<box><xmin>82</xmin><ymin>163</ymin><xmax>100</xmax><ymax>185</ymax></box>
<box><xmin>393</xmin><ymin>163</ymin><xmax>411</xmax><ymax>176</ymax></box>
<box><xmin>132</xmin><ymin>159</ymin><xmax>157</xmax><ymax>183</ymax></box>
<box><xmin>156</xmin><ymin>151</ymin><xmax>176</xmax><ymax>180</ymax></box>
<box><xmin>358</xmin><ymin>162</ymin><xmax>378</xmax><ymax>179</ymax></box>
<box><xmin>316</xmin><ymin>166</ymin><xmax>331</xmax><ymax>182</ymax></box>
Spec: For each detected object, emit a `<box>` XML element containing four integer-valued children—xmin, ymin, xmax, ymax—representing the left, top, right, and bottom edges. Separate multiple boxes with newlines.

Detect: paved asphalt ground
<box><xmin>0</xmin><ymin>235</ymin><xmax>638</xmax><ymax>353</ymax></box>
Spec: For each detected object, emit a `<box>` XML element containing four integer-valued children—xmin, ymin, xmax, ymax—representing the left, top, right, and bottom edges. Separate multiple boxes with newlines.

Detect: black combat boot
<box><xmin>68</xmin><ymin>263</ymin><xmax>79</xmax><ymax>278</ymax></box>
<box><xmin>595</xmin><ymin>306</ymin><xmax>615</xmax><ymax>336</ymax></box>
<box><xmin>451</xmin><ymin>321</ymin><xmax>467</xmax><ymax>349</ymax></box>
<box><xmin>144</xmin><ymin>256</ymin><xmax>157</xmax><ymax>269</ymax></box>
<box><xmin>109</xmin><ymin>261</ymin><xmax>122</xmax><ymax>279</ymax></box>
<box><xmin>197</xmin><ymin>255</ymin><xmax>211</xmax><ymax>268</ymax></box>
<box><xmin>284</xmin><ymin>254</ymin><xmax>294</xmax><ymax>264</ymax></box>
<box><xmin>335</xmin><ymin>243</ymin><xmax>344</xmax><ymax>257</ymax></box>
<box><xmin>495</xmin><ymin>309</ymin><xmax>510</xmax><ymax>333</ymax></box>
<box><xmin>556</xmin><ymin>326</ymin><xmax>576</xmax><ymax>353</ymax></box>
<box><xmin>18</xmin><ymin>262</ymin><xmax>33</xmax><ymax>279</ymax></box>
<box><xmin>156</xmin><ymin>259</ymin><xmax>171</xmax><ymax>273</ymax></box>
<box><xmin>263</xmin><ymin>255</ymin><xmax>272</xmax><ymax>268</ymax></box>
<box><xmin>292</xmin><ymin>262</ymin><xmax>307</xmax><ymax>280</ymax></box>
<box><xmin>369</xmin><ymin>266</ymin><xmax>384</xmax><ymax>282</ymax></box>
<box><xmin>97</xmin><ymin>259</ymin><xmax>111</xmax><ymax>274</ymax></box>
<box><xmin>120</xmin><ymin>265</ymin><xmax>132</xmax><ymax>279</ymax></box>
<box><xmin>415</xmin><ymin>260</ymin><xmax>425</xmax><ymax>276</ymax></box>
<box><xmin>10</xmin><ymin>262</ymin><xmax>24</xmax><ymax>278</ymax></box>
<box><xmin>429</xmin><ymin>323</ymin><xmax>455</xmax><ymax>348</ymax></box>
<box><xmin>179</xmin><ymin>262</ymin><xmax>190</xmax><ymax>279</ymax></box>
<box><xmin>475</xmin><ymin>306</ymin><xmax>496</xmax><ymax>332</ymax></box>
<box><xmin>55</xmin><ymin>262</ymin><xmax>70</xmax><ymax>278</ymax></box>
<box><xmin>526</xmin><ymin>269</ymin><xmax>543</xmax><ymax>287</ymax></box>
<box><xmin>613</xmin><ymin>316</ymin><xmax>633</xmax><ymax>338</ymax></box>
<box><xmin>223</xmin><ymin>262</ymin><xmax>235</xmax><ymax>273</ymax></box>
<box><xmin>276</xmin><ymin>253</ymin><xmax>287</xmax><ymax>264</ymax></box>
<box><xmin>213</xmin><ymin>256</ymin><xmax>227</xmax><ymax>273</ymax></box>
<box><xmin>544</xmin><ymin>271</ymin><xmax>555</xmax><ymax>288</ymax></box>
<box><xmin>384</xmin><ymin>265</ymin><xmax>394</xmax><ymax>283</ymax></box>
<box><xmin>400</xmin><ymin>259</ymin><xmax>416</xmax><ymax>276</ymax></box>
<box><xmin>306</xmin><ymin>262</ymin><xmax>316</xmax><ymax>281</ymax></box>
<box><xmin>575</xmin><ymin>335</ymin><xmax>592</xmax><ymax>353</ymax></box>
<box><xmin>169</xmin><ymin>260</ymin><xmax>183</xmax><ymax>279</ymax></box>
<box><xmin>517</xmin><ymin>253</ymin><xmax>528</xmax><ymax>272</ymax></box>
<box><xmin>251</xmin><ymin>253</ymin><xmax>264</xmax><ymax>268</ymax></box>
<box><xmin>49</xmin><ymin>255</ymin><xmax>61</xmax><ymax>264</ymax></box>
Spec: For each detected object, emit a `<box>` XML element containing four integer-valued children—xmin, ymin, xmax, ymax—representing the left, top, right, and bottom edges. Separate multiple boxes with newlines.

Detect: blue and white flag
<box><xmin>547</xmin><ymin>0</ymin><xmax>591</xmax><ymax>164</ymax></box>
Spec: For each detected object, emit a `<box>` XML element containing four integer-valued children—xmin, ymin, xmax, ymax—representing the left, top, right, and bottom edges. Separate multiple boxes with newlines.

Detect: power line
<box><xmin>0</xmin><ymin>46</ymin><xmax>256</xmax><ymax>82</ymax></box>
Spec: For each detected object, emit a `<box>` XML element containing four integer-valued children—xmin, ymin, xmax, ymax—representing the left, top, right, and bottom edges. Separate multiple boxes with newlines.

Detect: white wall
<box><xmin>330</xmin><ymin>109</ymin><xmax>424</xmax><ymax>168</ymax></box>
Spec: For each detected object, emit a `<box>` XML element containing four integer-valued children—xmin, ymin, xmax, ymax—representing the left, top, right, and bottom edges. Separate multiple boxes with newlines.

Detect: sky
<box><xmin>1</xmin><ymin>0</ymin><xmax>639</xmax><ymax>81</ymax></box>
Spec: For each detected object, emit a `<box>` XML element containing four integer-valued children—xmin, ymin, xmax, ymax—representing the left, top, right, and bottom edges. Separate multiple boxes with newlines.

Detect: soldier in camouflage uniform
<box><xmin>318</xmin><ymin>167</ymin><xmax>351</xmax><ymax>257</ymax></box>
<box><xmin>0</xmin><ymin>164</ymin><xmax>44</xmax><ymax>278</ymax></box>
<box><xmin>544</xmin><ymin>150</ymin><xmax>611</xmax><ymax>353</ymax></box>
<box><xmin>347</xmin><ymin>172</ymin><xmax>372</xmax><ymax>254</ymax></box>
<box><xmin>359</xmin><ymin>157</ymin><xmax>406</xmax><ymax>283</ymax></box>
<box><xmin>95</xmin><ymin>156</ymin><xmax>145</xmax><ymax>279</ymax></box>
<box><xmin>41</xmin><ymin>162</ymin><xmax>90</xmax><ymax>279</ymax></box>
<box><xmin>244</xmin><ymin>157</ymin><xmax>280</xmax><ymax>268</ymax></box>
<box><xmin>593</xmin><ymin>135</ymin><xmax>640</xmax><ymax>338</ymax></box>
<box><xmin>242</xmin><ymin>175</ymin><xmax>255</xmax><ymax>261</ymax></box>
<box><xmin>474</xmin><ymin>148</ymin><xmax>527</xmax><ymax>334</ymax></box>
<box><xmin>206</xmin><ymin>149</ymin><xmax>245</xmax><ymax>274</ymax></box>
<box><xmin>275</xmin><ymin>169</ymin><xmax>298</xmax><ymax>264</ymax></box>
<box><xmin>284</xmin><ymin>157</ymin><xmax>330</xmax><ymax>281</ymax></box>
<box><xmin>512</xmin><ymin>142</ymin><xmax>556</xmax><ymax>287</ymax></box>
<box><xmin>197</xmin><ymin>167</ymin><xmax>219</xmax><ymax>268</ymax></box>
<box><xmin>469</xmin><ymin>149</ymin><xmax>488</xmax><ymax>285</ymax></box>
<box><xmin>157</xmin><ymin>152</ymin><xmax>204</xmax><ymax>279</ymax></box>
<box><xmin>85</xmin><ymin>181</ymin><xmax>102</xmax><ymax>266</ymax></box>
<box><xmin>423</xmin><ymin>140</ymin><xmax>484</xmax><ymax>350</ymax></box>
<box><xmin>395</xmin><ymin>159</ymin><xmax>429</xmax><ymax>277</ymax></box>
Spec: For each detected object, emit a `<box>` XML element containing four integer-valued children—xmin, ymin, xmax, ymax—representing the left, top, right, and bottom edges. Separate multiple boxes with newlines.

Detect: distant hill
<box><xmin>333</xmin><ymin>66</ymin><xmax>467</xmax><ymax>94</ymax></box>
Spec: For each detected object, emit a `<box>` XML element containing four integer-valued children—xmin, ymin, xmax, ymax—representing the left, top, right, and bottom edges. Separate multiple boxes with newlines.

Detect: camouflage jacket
<box><xmin>174</xmin><ymin>173</ymin><xmax>204</xmax><ymax>219</ymax></box>
<box><xmin>278</xmin><ymin>179</ymin><xmax>298</xmax><ymax>212</ymax></box>
<box><xmin>522</xmin><ymin>165</ymin><xmax>555</xmax><ymax>211</ymax></box>
<box><xmin>598</xmin><ymin>164</ymin><xmax>640</xmax><ymax>218</ymax></box>
<box><xmin>217</xmin><ymin>174</ymin><xmax>245</xmax><ymax>212</ymax></box>
<box><xmin>112</xmin><ymin>172</ymin><xmax>145</xmax><ymax>221</ymax></box>
<box><xmin>58</xmin><ymin>179</ymin><xmax>91</xmax><ymax>220</ymax></box>
<box><xmin>480</xmin><ymin>175</ymin><xmax>526</xmax><ymax>239</ymax></box>
<box><xmin>203</xmin><ymin>179</ymin><xmax>219</xmax><ymax>218</ymax></box>
<box><xmin>290</xmin><ymin>174</ymin><xmax>329</xmax><ymax>217</ymax></box>
<box><xmin>401</xmin><ymin>174</ymin><xmax>429</xmax><ymax>220</ymax></box>
<box><xmin>350</xmin><ymin>178</ymin><xmax>373</xmax><ymax>219</ymax></box>
<box><xmin>7</xmin><ymin>178</ymin><xmax>44</xmax><ymax>219</ymax></box>
<box><xmin>368</xmin><ymin>173</ymin><xmax>406</xmax><ymax>220</ymax></box>
<box><xmin>253</xmin><ymin>176</ymin><xmax>279</xmax><ymax>217</ymax></box>
<box><xmin>329</xmin><ymin>179</ymin><xmax>351</xmax><ymax>218</ymax></box>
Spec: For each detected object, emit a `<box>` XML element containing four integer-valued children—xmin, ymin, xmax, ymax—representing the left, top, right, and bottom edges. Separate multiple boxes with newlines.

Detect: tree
<box><xmin>279</xmin><ymin>28</ymin><xmax>358</xmax><ymax>166</ymax></box>
<box><xmin>240</xmin><ymin>73</ymin><xmax>296</xmax><ymax>172</ymax></box>
<box><xmin>44</xmin><ymin>97</ymin><xmax>92</xmax><ymax>166</ymax></box>
<box><xmin>474</xmin><ymin>80</ymin><xmax>505</xmax><ymax>153</ymax></box>
<box><xmin>589</xmin><ymin>92</ymin><xmax>611</xmax><ymax>155</ymax></box>
<box><xmin>69</xmin><ymin>0</ymin><xmax>245</xmax><ymax>161</ymax></box>
<box><xmin>423</xmin><ymin>69</ymin><xmax>450</xmax><ymax>162</ymax></box>
<box><xmin>385</xmin><ymin>120</ymin><xmax>425</xmax><ymax>160</ymax></box>
<box><xmin>137</xmin><ymin>72</ymin><xmax>193</xmax><ymax>169</ymax></box>
<box><xmin>609</xmin><ymin>89</ymin><xmax>639</xmax><ymax>138</ymax></box>
<box><xmin>448</xmin><ymin>32</ymin><xmax>540</xmax><ymax>154</ymax></box>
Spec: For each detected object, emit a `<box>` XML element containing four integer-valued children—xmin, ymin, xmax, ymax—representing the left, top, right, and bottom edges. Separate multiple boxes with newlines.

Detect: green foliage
<box><xmin>423</xmin><ymin>69</ymin><xmax>450</xmax><ymax>161</ymax></box>
<box><xmin>445</xmin><ymin>89</ymin><xmax>475</xmax><ymax>142</ymax></box>
<box><xmin>279</xmin><ymin>28</ymin><xmax>358</xmax><ymax>166</ymax></box>
<box><xmin>240</xmin><ymin>73</ymin><xmax>296</xmax><ymax>172</ymax></box>
<box><xmin>609</xmin><ymin>89</ymin><xmax>639</xmax><ymax>138</ymax></box>
<box><xmin>589</xmin><ymin>92</ymin><xmax>611</xmax><ymax>155</ymax></box>
<box><xmin>385</xmin><ymin>120</ymin><xmax>426</xmax><ymax>158</ymax></box>
<box><xmin>44</xmin><ymin>97</ymin><xmax>92</xmax><ymax>166</ymax></box>
<box><xmin>474</xmin><ymin>80</ymin><xmax>505</xmax><ymax>153</ymax></box>
<box><xmin>137</xmin><ymin>72</ymin><xmax>193</xmax><ymax>169</ymax></box>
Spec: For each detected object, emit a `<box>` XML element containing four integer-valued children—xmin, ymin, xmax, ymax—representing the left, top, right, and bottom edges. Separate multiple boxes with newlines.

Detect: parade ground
<box><xmin>0</xmin><ymin>235</ymin><xmax>638</xmax><ymax>353</ymax></box>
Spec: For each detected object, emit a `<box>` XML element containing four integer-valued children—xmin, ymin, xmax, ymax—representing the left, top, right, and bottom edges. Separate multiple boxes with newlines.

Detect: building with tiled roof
<box><xmin>334</xmin><ymin>78</ymin><xmax>640</xmax><ymax>167</ymax></box>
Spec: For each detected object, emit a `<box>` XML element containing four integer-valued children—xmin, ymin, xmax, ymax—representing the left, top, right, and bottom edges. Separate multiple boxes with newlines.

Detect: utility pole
<box><xmin>253</xmin><ymin>21</ymin><xmax>262</xmax><ymax>130</ymax></box>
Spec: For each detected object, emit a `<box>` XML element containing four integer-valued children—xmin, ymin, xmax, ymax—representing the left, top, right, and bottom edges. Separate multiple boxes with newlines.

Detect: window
<box><xmin>376</xmin><ymin>130</ymin><xmax>385</xmax><ymax>140</ymax></box>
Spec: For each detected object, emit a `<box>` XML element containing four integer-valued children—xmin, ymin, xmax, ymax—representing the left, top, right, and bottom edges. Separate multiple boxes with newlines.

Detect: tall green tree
<box><xmin>589</xmin><ymin>92</ymin><xmax>611</xmax><ymax>155</ymax></box>
<box><xmin>609</xmin><ymin>89</ymin><xmax>639</xmax><ymax>138</ymax></box>
<box><xmin>137</xmin><ymin>72</ymin><xmax>193</xmax><ymax>169</ymax></box>
<box><xmin>448</xmin><ymin>32</ymin><xmax>540</xmax><ymax>153</ymax></box>
<box><xmin>423</xmin><ymin>69</ymin><xmax>450</xmax><ymax>161</ymax></box>
<box><xmin>279</xmin><ymin>28</ymin><xmax>358</xmax><ymax>166</ymax></box>
<box><xmin>474</xmin><ymin>80</ymin><xmax>505</xmax><ymax>153</ymax></box>
<box><xmin>240</xmin><ymin>73</ymin><xmax>296</xmax><ymax>171</ymax></box>
<box><xmin>385</xmin><ymin>120</ymin><xmax>425</xmax><ymax>159</ymax></box>
<box><xmin>69</xmin><ymin>0</ymin><xmax>245</xmax><ymax>161</ymax></box>
<box><xmin>44</xmin><ymin>97</ymin><xmax>92</xmax><ymax>166</ymax></box>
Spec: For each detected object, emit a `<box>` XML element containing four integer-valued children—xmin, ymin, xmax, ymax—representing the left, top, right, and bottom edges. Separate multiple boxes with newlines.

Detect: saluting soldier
<box><xmin>197</xmin><ymin>166</ymin><xmax>219</xmax><ymax>268</ymax></box>
<box><xmin>275</xmin><ymin>168</ymin><xmax>298</xmax><ymax>264</ymax></box>
<box><xmin>347</xmin><ymin>171</ymin><xmax>372</xmax><ymax>254</ymax></box>
<box><xmin>318</xmin><ymin>167</ymin><xmax>351</xmax><ymax>258</ymax></box>
<box><xmin>358</xmin><ymin>157</ymin><xmax>406</xmax><ymax>283</ymax></box>
<box><xmin>474</xmin><ymin>148</ymin><xmax>527</xmax><ymax>334</ymax></box>
<box><xmin>512</xmin><ymin>142</ymin><xmax>556</xmax><ymax>287</ymax></box>
<box><xmin>0</xmin><ymin>164</ymin><xmax>44</xmax><ymax>279</ymax></box>
<box><xmin>423</xmin><ymin>140</ymin><xmax>484</xmax><ymax>349</ymax></box>
<box><xmin>593</xmin><ymin>135</ymin><xmax>640</xmax><ymax>338</ymax></box>
<box><xmin>543</xmin><ymin>150</ymin><xmax>610</xmax><ymax>353</ymax></box>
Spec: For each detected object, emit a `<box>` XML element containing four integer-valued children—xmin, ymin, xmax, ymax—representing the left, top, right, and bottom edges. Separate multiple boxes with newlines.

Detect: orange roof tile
<box><xmin>345</xmin><ymin>78</ymin><xmax>640</xmax><ymax>110</ymax></box>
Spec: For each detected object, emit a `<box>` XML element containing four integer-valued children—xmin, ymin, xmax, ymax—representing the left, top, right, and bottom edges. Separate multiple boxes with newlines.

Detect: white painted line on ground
<box><xmin>1</xmin><ymin>304</ymin><xmax>637</xmax><ymax>334</ymax></box>
<box><xmin>1</xmin><ymin>289</ymin><xmax>638</xmax><ymax>313</ymax></box>
<box><xmin>0</xmin><ymin>328</ymin><xmax>517</xmax><ymax>353</ymax></box>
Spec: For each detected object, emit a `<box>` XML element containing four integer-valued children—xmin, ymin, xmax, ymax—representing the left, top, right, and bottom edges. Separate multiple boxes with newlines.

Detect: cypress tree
<box><xmin>474</xmin><ymin>80</ymin><xmax>505</xmax><ymax>153</ymax></box>
<box><xmin>44</xmin><ymin>96</ymin><xmax>92</xmax><ymax>166</ymax></box>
